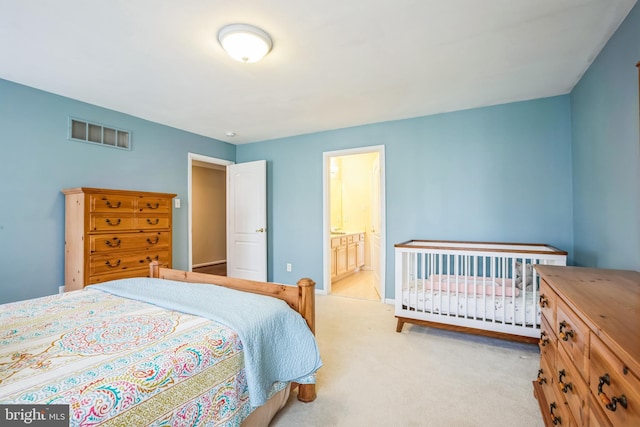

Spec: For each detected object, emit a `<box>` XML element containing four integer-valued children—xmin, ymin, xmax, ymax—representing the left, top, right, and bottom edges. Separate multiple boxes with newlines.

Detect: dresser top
<box><xmin>62</xmin><ymin>187</ymin><xmax>176</xmax><ymax>198</ymax></box>
<box><xmin>536</xmin><ymin>265</ymin><xmax>640</xmax><ymax>374</ymax></box>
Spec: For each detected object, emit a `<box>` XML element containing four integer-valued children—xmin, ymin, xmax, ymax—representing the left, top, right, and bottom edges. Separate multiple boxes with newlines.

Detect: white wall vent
<box><xmin>68</xmin><ymin>117</ymin><xmax>131</xmax><ymax>150</ymax></box>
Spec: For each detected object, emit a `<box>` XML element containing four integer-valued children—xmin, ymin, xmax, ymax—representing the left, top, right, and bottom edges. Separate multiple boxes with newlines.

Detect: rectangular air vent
<box><xmin>69</xmin><ymin>117</ymin><xmax>131</xmax><ymax>150</ymax></box>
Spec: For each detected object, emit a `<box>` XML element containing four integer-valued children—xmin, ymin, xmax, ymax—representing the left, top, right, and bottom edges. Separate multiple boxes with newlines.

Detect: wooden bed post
<box><xmin>149</xmin><ymin>260</ymin><xmax>160</xmax><ymax>278</ymax></box>
<box><xmin>296</xmin><ymin>278</ymin><xmax>316</xmax><ymax>334</ymax></box>
<box><xmin>296</xmin><ymin>277</ymin><xmax>317</xmax><ymax>403</ymax></box>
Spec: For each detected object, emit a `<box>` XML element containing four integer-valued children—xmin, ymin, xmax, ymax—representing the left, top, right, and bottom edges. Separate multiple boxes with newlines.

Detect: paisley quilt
<box><xmin>0</xmin><ymin>288</ymin><xmax>291</xmax><ymax>426</ymax></box>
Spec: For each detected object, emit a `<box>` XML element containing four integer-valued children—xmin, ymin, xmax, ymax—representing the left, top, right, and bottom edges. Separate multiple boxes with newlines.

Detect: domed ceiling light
<box><xmin>217</xmin><ymin>24</ymin><xmax>272</xmax><ymax>63</ymax></box>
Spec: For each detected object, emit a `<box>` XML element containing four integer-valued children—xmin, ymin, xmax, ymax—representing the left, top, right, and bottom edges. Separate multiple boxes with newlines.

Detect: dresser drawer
<box><xmin>87</xmin><ymin>267</ymin><xmax>153</xmax><ymax>285</ymax></box>
<box><xmin>557</xmin><ymin>300</ymin><xmax>590</xmax><ymax>380</ymax></box>
<box><xmin>90</xmin><ymin>231</ymin><xmax>170</xmax><ymax>253</ymax></box>
<box><xmin>539</xmin><ymin>279</ymin><xmax>557</xmax><ymax>328</ymax></box>
<box><xmin>546</xmin><ymin>383</ymin><xmax>576</xmax><ymax>427</ymax></box>
<box><xmin>537</xmin><ymin>351</ymin><xmax>554</xmax><ymax>397</ymax></box>
<box><xmin>90</xmin><ymin>194</ymin><xmax>136</xmax><ymax>212</ymax></box>
<box><xmin>137</xmin><ymin>196</ymin><xmax>172</xmax><ymax>213</ymax></box>
<box><xmin>90</xmin><ymin>250</ymin><xmax>170</xmax><ymax>276</ymax></box>
<box><xmin>539</xmin><ymin>315</ymin><xmax>556</xmax><ymax>367</ymax></box>
<box><xmin>556</xmin><ymin>344</ymin><xmax>589</xmax><ymax>426</ymax></box>
<box><xmin>90</xmin><ymin>214</ymin><xmax>135</xmax><ymax>231</ymax></box>
<box><xmin>589</xmin><ymin>335</ymin><xmax>640</xmax><ymax>427</ymax></box>
<box><xmin>135</xmin><ymin>214</ymin><xmax>171</xmax><ymax>230</ymax></box>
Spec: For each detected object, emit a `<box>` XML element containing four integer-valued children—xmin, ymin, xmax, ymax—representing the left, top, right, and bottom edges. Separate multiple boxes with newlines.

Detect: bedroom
<box><xmin>1</xmin><ymin>1</ymin><xmax>639</xmax><ymax>426</ymax></box>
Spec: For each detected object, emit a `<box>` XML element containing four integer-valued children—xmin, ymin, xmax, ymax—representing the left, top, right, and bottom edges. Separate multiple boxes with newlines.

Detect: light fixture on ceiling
<box><xmin>217</xmin><ymin>24</ymin><xmax>272</xmax><ymax>63</ymax></box>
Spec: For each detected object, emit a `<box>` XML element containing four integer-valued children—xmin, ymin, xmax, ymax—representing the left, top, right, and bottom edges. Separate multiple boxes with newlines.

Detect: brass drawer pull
<box><xmin>105</xmin><ymin>238</ymin><xmax>122</xmax><ymax>248</ymax></box>
<box><xmin>539</xmin><ymin>294</ymin><xmax>549</xmax><ymax>307</ymax></box>
<box><xmin>141</xmin><ymin>255</ymin><xmax>160</xmax><ymax>263</ymax></box>
<box><xmin>146</xmin><ymin>236</ymin><xmax>160</xmax><ymax>245</ymax></box>
<box><xmin>539</xmin><ymin>331</ymin><xmax>549</xmax><ymax>347</ymax></box>
<box><xmin>598</xmin><ymin>374</ymin><xmax>628</xmax><ymax>412</ymax></box>
<box><xmin>105</xmin><ymin>260</ymin><xmax>121</xmax><ymax>268</ymax></box>
<box><xmin>537</xmin><ymin>368</ymin><xmax>547</xmax><ymax>385</ymax></box>
<box><xmin>146</xmin><ymin>218</ymin><xmax>160</xmax><ymax>225</ymax></box>
<box><xmin>102</xmin><ymin>198</ymin><xmax>122</xmax><ymax>209</ymax></box>
<box><xmin>105</xmin><ymin>218</ymin><xmax>122</xmax><ymax>226</ymax></box>
<box><xmin>558</xmin><ymin>321</ymin><xmax>574</xmax><ymax>341</ymax></box>
<box><xmin>549</xmin><ymin>402</ymin><xmax>562</xmax><ymax>425</ymax></box>
<box><xmin>146</xmin><ymin>203</ymin><xmax>160</xmax><ymax>209</ymax></box>
<box><xmin>557</xmin><ymin>370</ymin><xmax>572</xmax><ymax>393</ymax></box>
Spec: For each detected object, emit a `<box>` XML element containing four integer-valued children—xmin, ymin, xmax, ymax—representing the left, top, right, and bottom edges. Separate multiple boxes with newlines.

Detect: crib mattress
<box><xmin>401</xmin><ymin>286</ymin><xmax>540</xmax><ymax>326</ymax></box>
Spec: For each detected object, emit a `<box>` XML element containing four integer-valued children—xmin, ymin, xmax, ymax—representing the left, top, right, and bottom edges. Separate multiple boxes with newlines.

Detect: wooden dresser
<box><xmin>63</xmin><ymin>187</ymin><xmax>176</xmax><ymax>291</ymax></box>
<box><xmin>534</xmin><ymin>265</ymin><xmax>640</xmax><ymax>426</ymax></box>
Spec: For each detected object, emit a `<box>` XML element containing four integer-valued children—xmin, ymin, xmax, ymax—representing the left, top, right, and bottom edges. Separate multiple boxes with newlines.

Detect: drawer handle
<box><xmin>539</xmin><ymin>331</ymin><xmax>550</xmax><ymax>347</ymax></box>
<box><xmin>539</xmin><ymin>295</ymin><xmax>549</xmax><ymax>307</ymax></box>
<box><xmin>102</xmin><ymin>198</ymin><xmax>122</xmax><ymax>209</ymax></box>
<box><xmin>598</xmin><ymin>374</ymin><xmax>628</xmax><ymax>412</ymax></box>
<box><xmin>549</xmin><ymin>402</ymin><xmax>562</xmax><ymax>425</ymax></box>
<box><xmin>146</xmin><ymin>203</ymin><xmax>160</xmax><ymax>209</ymax></box>
<box><xmin>105</xmin><ymin>218</ymin><xmax>122</xmax><ymax>226</ymax></box>
<box><xmin>146</xmin><ymin>236</ymin><xmax>160</xmax><ymax>245</ymax></box>
<box><xmin>141</xmin><ymin>255</ymin><xmax>160</xmax><ymax>263</ymax></box>
<box><xmin>537</xmin><ymin>368</ymin><xmax>547</xmax><ymax>385</ymax></box>
<box><xmin>146</xmin><ymin>218</ymin><xmax>160</xmax><ymax>225</ymax></box>
<box><xmin>557</xmin><ymin>370</ymin><xmax>572</xmax><ymax>393</ymax></box>
<box><xmin>105</xmin><ymin>260</ymin><xmax>121</xmax><ymax>268</ymax></box>
<box><xmin>105</xmin><ymin>238</ymin><xmax>122</xmax><ymax>248</ymax></box>
<box><xmin>558</xmin><ymin>321</ymin><xmax>574</xmax><ymax>341</ymax></box>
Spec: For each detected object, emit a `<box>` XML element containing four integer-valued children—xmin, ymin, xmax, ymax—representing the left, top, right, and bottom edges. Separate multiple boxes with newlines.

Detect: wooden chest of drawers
<box><xmin>534</xmin><ymin>265</ymin><xmax>640</xmax><ymax>427</ymax></box>
<box><xmin>63</xmin><ymin>187</ymin><xmax>176</xmax><ymax>290</ymax></box>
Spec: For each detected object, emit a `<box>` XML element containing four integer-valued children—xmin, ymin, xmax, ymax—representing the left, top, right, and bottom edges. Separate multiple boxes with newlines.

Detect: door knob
<box><xmin>256</xmin><ymin>227</ymin><xmax>265</xmax><ymax>233</ymax></box>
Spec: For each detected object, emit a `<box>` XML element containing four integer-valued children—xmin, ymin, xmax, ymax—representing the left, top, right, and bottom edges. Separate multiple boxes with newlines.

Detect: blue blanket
<box><xmin>92</xmin><ymin>277</ymin><xmax>322</xmax><ymax>407</ymax></box>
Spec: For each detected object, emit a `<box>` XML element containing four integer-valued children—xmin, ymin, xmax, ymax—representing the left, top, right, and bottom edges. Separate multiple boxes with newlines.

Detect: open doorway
<box><xmin>187</xmin><ymin>153</ymin><xmax>233</xmax><ymax>273</ymax></box>
<box><xmin>323</xmin><ymin>146</ymin><xmax>386</xmax><ymax>302</ymax></box>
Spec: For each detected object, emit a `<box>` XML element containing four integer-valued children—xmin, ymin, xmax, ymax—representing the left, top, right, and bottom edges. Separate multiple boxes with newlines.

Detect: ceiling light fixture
<box><xmin>217</xmin><ymin>24</ymin><xmax>272</xmax><ymax>63</ymax></box>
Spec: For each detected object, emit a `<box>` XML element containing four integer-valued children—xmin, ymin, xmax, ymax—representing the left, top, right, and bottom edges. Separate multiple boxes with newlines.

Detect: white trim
<box><xmin>187</xmin><ymin>153</ymin><xmax>234</xmax><ymax>272</ymax></box>
<box><xmin>322</xmin><ymin>145</ymin><xmax>386</xmax><ymax>302</ymax></box>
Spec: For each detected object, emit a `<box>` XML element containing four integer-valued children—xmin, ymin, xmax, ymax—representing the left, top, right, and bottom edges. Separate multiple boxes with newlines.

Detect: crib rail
<box><xmin>395</xmin><ymin>240</ymin><xmax>567</xmax><ymax>339</ymax></box>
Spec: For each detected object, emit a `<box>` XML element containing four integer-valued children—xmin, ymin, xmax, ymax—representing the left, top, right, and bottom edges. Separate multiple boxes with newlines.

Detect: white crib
<box><xmin>395</xmin><ymin>240</ymin><xmax>567</xmax><ymax>341</ymax></box>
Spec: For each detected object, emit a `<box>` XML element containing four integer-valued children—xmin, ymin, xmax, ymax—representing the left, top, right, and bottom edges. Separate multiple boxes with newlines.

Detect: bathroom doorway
<box><xmin>323</xmin><ymin>146</ymin><xmax>386</xmax><ymax>301</ymax></box>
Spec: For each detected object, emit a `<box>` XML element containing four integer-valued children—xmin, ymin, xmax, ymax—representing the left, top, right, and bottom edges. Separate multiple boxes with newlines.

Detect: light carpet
<box><xmin>271</xmin><ymin>294</ymin><xmax>544</xmax><ymax>427</ymax></box>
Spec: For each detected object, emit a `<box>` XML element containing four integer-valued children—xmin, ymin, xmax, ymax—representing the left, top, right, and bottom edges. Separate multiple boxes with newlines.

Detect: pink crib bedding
<box><xmin>419</xmin><ymin>274</ymin><xmax>520</xmax><ymax>297</ymax></box>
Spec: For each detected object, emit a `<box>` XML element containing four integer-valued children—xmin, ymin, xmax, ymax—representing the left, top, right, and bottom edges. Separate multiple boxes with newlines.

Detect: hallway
<box><xmin>331</xmin><ymin>270</ymin><xmax>380</xmax><ymax>301</ymax></box>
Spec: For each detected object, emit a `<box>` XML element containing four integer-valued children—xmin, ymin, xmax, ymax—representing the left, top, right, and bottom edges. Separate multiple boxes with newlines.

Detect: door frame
<box><xmin>187</xmin><ymin>152</ymin><xmax>234</xmax><ymax>272</ymax></box>
<box><xmin>322</xmin><ymin>145</ymin><xmax>386</xmax><ymax>300</ymax></box>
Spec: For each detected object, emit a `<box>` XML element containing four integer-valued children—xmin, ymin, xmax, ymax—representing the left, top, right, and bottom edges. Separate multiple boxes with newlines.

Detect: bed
<box><xmin>0</xmin><ymin>262</ymin><xmax>321</xmax><ymax>426</ymax></box>
<box><xmin>395</xmin><ymin>240</ymin><xmax>567</xmax><ymax>342</ymax></box>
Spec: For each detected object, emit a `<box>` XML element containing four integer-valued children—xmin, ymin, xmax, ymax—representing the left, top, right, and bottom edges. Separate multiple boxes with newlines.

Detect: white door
<box><xmin>371</xmin><ymin>156</ymin><xmax>382</xmax><ymax>297</ymax></box>
<box><xmin>227</xmin><ymin>160</ymin><xmax>267</xmax><ymax>281</ymax></box>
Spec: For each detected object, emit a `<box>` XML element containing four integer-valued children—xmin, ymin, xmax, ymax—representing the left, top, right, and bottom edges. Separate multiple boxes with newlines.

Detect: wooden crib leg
<box><xmin>396</xmin><ymin>317</ymin><xmax>405</xmax><ymax>333</ymax></box>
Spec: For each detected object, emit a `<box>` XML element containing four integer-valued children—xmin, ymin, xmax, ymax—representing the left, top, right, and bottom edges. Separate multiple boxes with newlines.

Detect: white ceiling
<box><xmin>0</xmin><ymin>0</ymin><xmax>636</xmax><ymax>144</ymax></box>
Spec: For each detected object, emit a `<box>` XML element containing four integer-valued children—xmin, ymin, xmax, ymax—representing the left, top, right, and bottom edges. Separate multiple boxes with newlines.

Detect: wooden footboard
<box><xmin>149</xmin><ymin>261</ymin><xmax>317</xmax><ymax>402</ymax></box>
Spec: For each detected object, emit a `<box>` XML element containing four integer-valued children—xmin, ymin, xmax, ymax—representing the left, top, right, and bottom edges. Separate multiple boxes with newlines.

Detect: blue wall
<box><xmin>238</xmin><ymin>96</ymin><xmax>574</xmax><ymax>299</ymax></box>
<box><xmin>0</xmin><ymin>80</ymin><xmax>234</xmax><ymax>304</ymax></box>
<box><xmin>570</xmin><ymin>4</ymin><xmax>640</xmax><ymax>270</ymax></box>
<box><xmin>2</xmin><ymin>3</ymin><xmax>638</xmax><ymax>304</ymax></box>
